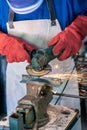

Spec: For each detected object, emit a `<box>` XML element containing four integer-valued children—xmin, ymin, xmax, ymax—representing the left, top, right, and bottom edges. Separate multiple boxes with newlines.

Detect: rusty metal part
<box><xmin>20</xmin><ymin>74</ymin><xmax>64</xmax><ymax>87</ymax></box>
<box><xmin>26</xmin><ymin>64</ymin><xmax>52</xmax><ymax>76</ymax></box>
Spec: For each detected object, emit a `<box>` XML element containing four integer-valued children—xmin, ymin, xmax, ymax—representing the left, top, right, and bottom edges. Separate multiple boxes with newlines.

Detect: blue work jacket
<box><xmin>0</xmin><ymin>0</ymin><xmax>87</xmax><ymax>33</ymax></box>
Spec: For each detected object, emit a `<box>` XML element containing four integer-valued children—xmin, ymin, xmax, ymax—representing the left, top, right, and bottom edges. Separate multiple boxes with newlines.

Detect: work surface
<box><xmin>0</xmin><ymin>104</ymin><xmax>79</xmax><ymax>130</ymax></box>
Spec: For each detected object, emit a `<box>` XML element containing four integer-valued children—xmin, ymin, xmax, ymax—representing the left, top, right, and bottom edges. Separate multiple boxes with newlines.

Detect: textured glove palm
<box><xmin>48</xmin><ymin>15</ymin><xmax>87</xmax><ymax>60</ymax></box>
<box><xmin>0</xmin><ymin>32</ymin><xmax>37</xmax><ymax>63</ymax></box>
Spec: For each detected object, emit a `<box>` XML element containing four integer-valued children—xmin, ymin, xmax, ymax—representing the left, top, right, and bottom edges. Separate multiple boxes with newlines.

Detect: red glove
<box><xmin>0</xmin><ymin>32</ymin><xmax>37</xmax><ymax>63</ymax></box>
<box><xmin>48</xmin><ymin>15</ymin><xmax>87</xmax><ymax>60</ymax></box>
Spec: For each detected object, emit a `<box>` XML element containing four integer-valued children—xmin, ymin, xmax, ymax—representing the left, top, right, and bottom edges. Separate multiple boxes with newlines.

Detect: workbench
<box><xmin>0</xmin><ymin>104</ymin><xmax>79</xmax><ymax>130</ymax></box>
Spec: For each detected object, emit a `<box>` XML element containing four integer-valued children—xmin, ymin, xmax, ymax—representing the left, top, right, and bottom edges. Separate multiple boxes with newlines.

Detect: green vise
<box><xmin>9</xmin><ymin>79</ymin><xmax>53</xmax><ymax>129</ymax></box>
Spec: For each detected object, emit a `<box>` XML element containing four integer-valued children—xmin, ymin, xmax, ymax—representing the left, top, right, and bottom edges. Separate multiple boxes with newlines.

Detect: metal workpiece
<box><xmin>21</xmin><ymin>74</ymin><xmax>63</xmax><ymax>87</ymax></box>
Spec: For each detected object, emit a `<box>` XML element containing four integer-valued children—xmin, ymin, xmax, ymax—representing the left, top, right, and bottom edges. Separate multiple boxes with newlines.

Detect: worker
<box><xmin>0</xmin><ymin>0</ymin><xmax>87</xmax><ymax>129</ymax></box>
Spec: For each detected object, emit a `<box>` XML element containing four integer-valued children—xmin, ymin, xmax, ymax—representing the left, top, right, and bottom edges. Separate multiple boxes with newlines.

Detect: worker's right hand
<box><xmin>0</xmin><ymin>32</ymin><xmax>37</xmax><ymax>63</ymax></box>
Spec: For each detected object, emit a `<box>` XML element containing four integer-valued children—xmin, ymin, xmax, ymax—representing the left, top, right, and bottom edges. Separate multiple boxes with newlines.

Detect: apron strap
<box><xmin>46</xmin><ymin>0</ymin><xmax>57</xmax><ymax>26</ymax></box>
<box><xmin>8</xmin><ymin>1</ymin><xmax>57</xmax><ymax>28</ymax></box>
<box><xmin>8</xmin><ymin>9</ymin><xmax>15</xmax><ymax>29</ymax></box>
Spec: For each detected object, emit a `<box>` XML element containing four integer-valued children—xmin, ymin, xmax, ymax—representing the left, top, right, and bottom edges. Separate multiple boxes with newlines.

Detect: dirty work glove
<box><xmin>0</xmin><ymin>32</ymin><xmax>37</xmax><ymax>63</ymax></box>
<box><xmin>48</xmin><ymin>15</ymin><xmax>87</xmax><ymax>60</ymax></box>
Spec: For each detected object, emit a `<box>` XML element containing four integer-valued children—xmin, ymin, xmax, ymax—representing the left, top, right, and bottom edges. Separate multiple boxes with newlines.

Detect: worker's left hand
<box><xmin>48</xmin><ymin>15</ymin><xmax>87</xmax><ymax>60</ymax></box>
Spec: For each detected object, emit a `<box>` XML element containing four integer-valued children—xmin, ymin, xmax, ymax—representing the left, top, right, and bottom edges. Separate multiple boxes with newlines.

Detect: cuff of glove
<box><xmin>70</xmin><ymin>15</ymin><xmax>87</xmax><ymax>40</ymax></box>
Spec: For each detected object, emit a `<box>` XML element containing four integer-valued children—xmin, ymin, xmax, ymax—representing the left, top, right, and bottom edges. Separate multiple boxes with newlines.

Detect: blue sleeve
<box><xmin>54</xmin><ymin>0</ymin><xmax>87</xmax><ymax>29</ymax></box>
<box><xmin>72</xmin><ymin>0</ymin><xmax>87</xmax><ymax>15</ymax></box>
<box><xmin>0</xmin><ymin>0</ymin><xmax>9</xmax><ymax>33</ymax></box>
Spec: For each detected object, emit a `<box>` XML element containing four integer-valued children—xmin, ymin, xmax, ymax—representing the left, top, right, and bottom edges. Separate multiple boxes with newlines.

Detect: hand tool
<box><xmin>31</xmin><ymin>46</ymin><xmax>63</xmax><ymax>71</ymax></box>
<box><xmin>27</xmin><ymin>45</ymin><xmax>63</xmax><ymax>76</ymax></box>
